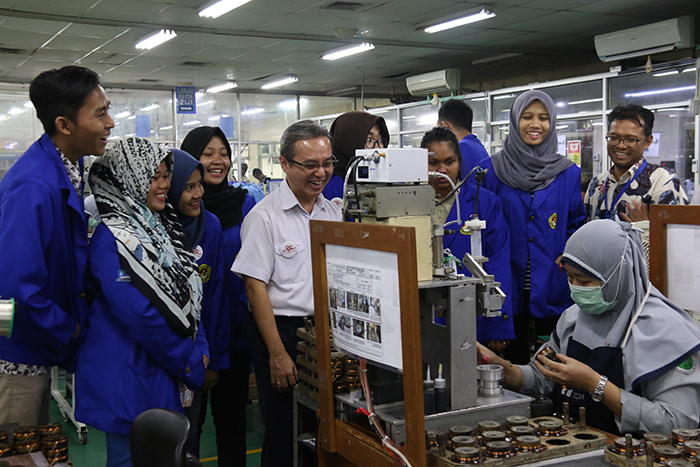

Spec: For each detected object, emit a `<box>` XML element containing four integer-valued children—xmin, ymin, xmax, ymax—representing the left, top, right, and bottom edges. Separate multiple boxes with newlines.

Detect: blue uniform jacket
<box><xmin>459</xmin><ymin>134</ymin><xmax>489</xmax><ymax>181</ymax></box>
<box><xmin>479</xmin><ymin>158</ymin><xmax>585</xmax><ymax>319</ymax></box>
<box><xmin>444</xmin><ymin>184</ymin><xmax>515</xmax><ymax>342</ymax></box>
<box><xmin>322</xmin><ymin>173</ymin><xmax>344</xmax><ymax>201</ymax></box>
<box><xmin>0</xmin><ymin>133</ymin><xmax>88</xmax><ymax>368</ymax></box>
<box><xmin>75</xmin><ymin>224</ymin><xmax>208</xmax><ymax>435</ymax></box>
<box><xmin>221</xmin><ymin>194</ymin><xmax>256</xmax><ymax>352</ymax></box>
<box><xmin>197</xmin><ymin>211</ymin><xmax>230</xmax><ymax>370</ymax></box>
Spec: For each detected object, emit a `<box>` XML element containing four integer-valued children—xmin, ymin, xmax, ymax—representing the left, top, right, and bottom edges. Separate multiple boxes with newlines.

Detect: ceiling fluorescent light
<box><xmin>114</xmin><ymin>111</ymin><xmax>131</xmax><ymax>119</ymax></box>
<box><xmin>199</xmin><ymin>0</ymin><xmax>252</xmax><ymax>18</ymax></box>
<box><xmin>322</xmin><ymin>43</ymin><xmax>375</xmax><ymax>61</ymax></box>
<box><xmin>567</xmin><ymin>98</ymin><xmax>603</xmax><ymax>105</ymax></box>
<box><xmin>421</xmin><ymin>6</ymin><xmax>495</xmax><ymax>34</ymax></box>
<box><xmin>136</xmin><ymin>30</ymin><xmax>177</xmax><ymax>50</ymax></box>
<box><xmin>653</xmin><ymin>70</ymin><xmax>679</xmax><ymax>77</ymax></box>
<box><xmin>206</xmin><ymin>82</ymin><xmax>238</xmax><ymax>93</ymax></box>
<box><xmin>139</xmin><ymin>104</ymin><xmax>160</xmax><ymax>111</ymax></box>
<box><xmin>624</xmin><ymin>86</ymin><xmax>694</xmax><ymax>98</ymax></box>
<box><xmin>183</xmin><ymin>120</ymin><xmax>201</xmax><ymax>126</ymax></box>
<box><xmin>241</xmin><ymin>107</ymin><xmax>265</xmax><ymax>115</ymax></box>
<box><xmin>472</xmin><ymin>53</ymin><xmax>522</xmax><ymax>65</ymax></box>
<box><xmin>261</xmin><ymin>76</ymin><xmax>298</xmax><ymax>90</ymax></box>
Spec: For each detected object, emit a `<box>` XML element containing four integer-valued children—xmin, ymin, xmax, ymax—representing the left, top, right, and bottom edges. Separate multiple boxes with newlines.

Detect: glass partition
<box><xmin>301</xmin><ymin>96</ymin><xmax>354</xmax><ymax>120</ymax></box>
<box><xmin>650</xmin><ymin>107</ymin><xmax>694</xmax><ymax>185</ymax></box>
<box><xmin>609</xmin><ymin>67</ymin><xmax>695</xmax><ymax>108</ymax></box>
<box><xmin>108</xmin><ymin>89</ymin><xmax>174</xmax><ymax>144</ymax></box>
<box><xmin>491</xmin><ymin>93</ymin><xmax>521</xmax><ymax>122</ymax></box>
<box><xmin>543</xmin><ymin>80</ymin><xmax>603</xmax><ymax>115</ymax></box>
<box><xmin>400</xmin><ymin>103</ymin><xmax>439</xmax><ymax>132</ymax></box>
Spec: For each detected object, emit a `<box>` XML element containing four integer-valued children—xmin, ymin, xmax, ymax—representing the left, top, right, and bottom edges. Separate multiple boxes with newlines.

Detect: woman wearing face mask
<box><xmin>477</xmin><ymin>219</ymin><xmax>700</xmax><ymax>435</ymax></box>
<box><xmin>181</xmin><ymin>127</ymin><xmax>256</xmax><ymax>466</ymax></box>
<box><xmin>167</xmin><ymin>149</ymin><xmax>228</xmax><ymax>459</ymax></box>
<box><xmin>76</xmin><ymin>138</ymin><xmax>208</xmax><ymax>467</ymax></box>
<box><xmin>480</xmin><ymin>90</ymin><xmax>585</xmax><ymax>363</ymax></box>
<box><xmin>322</xmin><ymin>111</ymin><xmax>390</xmax><ymax>202</ymax></box>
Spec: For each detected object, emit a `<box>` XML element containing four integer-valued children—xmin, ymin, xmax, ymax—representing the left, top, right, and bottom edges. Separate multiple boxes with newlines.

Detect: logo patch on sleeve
<box><xmin>198</xmin><ymin>264</ymin><xmax>212</xmax><ymax>283</ymax></box>
<box><xmin>675</xmin><ymin>356</ymin><xmax>695</xmax><ymax>375</ymax></box>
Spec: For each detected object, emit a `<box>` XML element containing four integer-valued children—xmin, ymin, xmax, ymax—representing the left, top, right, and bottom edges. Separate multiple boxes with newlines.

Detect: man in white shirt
<box><xmin>584</xmin><ymin>104</ymin><xmax>687</xmax><ymax>222</ymax></box>
<box><xmin>232</xmin><ymin>120</ymin><xmax>341</xmax><ymax>467</ymax></box>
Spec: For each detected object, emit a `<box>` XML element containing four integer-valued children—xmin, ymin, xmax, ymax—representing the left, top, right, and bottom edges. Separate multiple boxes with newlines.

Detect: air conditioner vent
<box><xmin>182</xmin><ymin>61</ymin><xmax>214</xmax><ymax>67</ymax></box>
<box><xmin>0</xmin><ymin>47</ymin><xmax>24</xmax><ymax>55</ymax></box>
<box><xmin>321</xmin><ymin>2</ymin><xmax>367</xmax><ymax>11</ymax></box>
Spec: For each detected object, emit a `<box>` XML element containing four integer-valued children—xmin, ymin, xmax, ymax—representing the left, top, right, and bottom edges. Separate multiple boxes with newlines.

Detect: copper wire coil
<box><xmin>452</xmin><ymin>436</ymin><xmax>476</xmax><ymax>449</ymax></box>
<box><xmin>673</xmin><ymin>429</ymin><xmax>700</xmax><ymax>446</ymax></box>
<box><xmin>477</xmin><ymin>421</ymin><xmax>501</xmax><ymax>433</ymax></box>
<box><xmin>0</xmin><ymin>442</ymin><xmax>14</xmax><ymax>458</ymax></box>
<box><xmin>505</xmin><ymin>415</ymin><xmax>529</xmax><ymax>427</ymax></box>
<box><xmin>481</xmin><ymin>431</ymin><xmax>507</xmax><ymax>443</ymax></box>
<box><xmin>12</xmin><ymin>426</ymin><xmax>39</xmax><ymax>442</ymax></box>
<box><xmin>683</xmin><ymin>440</ymin><xmax>700</xmax><ymax>457</ymax></box>
<box><xmin>14</xmin><ymin>437</ymin><xmax>41</xmax><ymax>454</ymax></box>
<box><xmin>425</xmin><ymin>431</ymin><xmax>439</xmax><ymax>449</ymax></box>
<box><xmin>654</xmin><ymin>445</ymin><xmax>683</xmax><ymax>463</ymax></box>
<box><xmin>537</xmin><ymin>419</ymin><xmax>565</xmax><ymax>436</ymax></box>
<box><xmin>643</xmin><ymin>432</ymin><xmax>671</xmax><ymax>446</ymax></box>
<box><xmin>39</xmin><ymin>423</ymin><xmax>62</xmax><ymax>437</ymax></box>
<box><xmin>510</xmin><ymin>425</ymin><xmax>536</xmax><ymax>436</ymax></box>
<box><xmin>485</xmin><ymin>440</ymin><xmax>513</xmax><ymax>458</ymax></box>
<box><xmin>451</xmin><ymin>446</ymin><xmax>481</xmax><ymax>463</ymax></box>
<box><xmin>612</xmin><ymin>437</ymin><xmax>643</xmax><ymax>456</ymax></box>
<box><xmin>514</xmin><ymin>435</ymin><xmax>544</xmax><ymax>452</ymax></box>
<box><xmin>0</xmin><ymin>432</ymin><xmax>6</xmax><ymax>443</ymax></box>
<box><xmin>449</xmin><ymin>425</ymin><xmax>473</xmax><ymax>438</ymax></box>
<box><xmin>41</xmin><ymin>434</ymin><xmax>69</xmax><ymax>450</ymax></box>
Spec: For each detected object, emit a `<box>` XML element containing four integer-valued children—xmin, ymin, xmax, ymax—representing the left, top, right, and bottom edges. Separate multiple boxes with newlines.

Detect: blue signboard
<box><xmin>220</xmin><ymin>116</ymin><xmax>234</xmax><ymax>138</ymax></box>
<box><xmin>176</xmin><ymin>86</ymin><xmax>196</xmax><ymax>114</ymax></box>
<box><xmin>135</xmin><ymin>115</ymin><xmax>151</xmax><ymax>137</ymax></box>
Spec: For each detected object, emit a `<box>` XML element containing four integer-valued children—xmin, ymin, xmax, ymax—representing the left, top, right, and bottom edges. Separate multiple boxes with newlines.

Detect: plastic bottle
<box><xmin>423</xmin><ymin>364</ymin><xmax>436</xmax><ymax>415</ymax></box>
<box><xmin>435</xmin><ymin>363</ymin><xmax>447</xmax><ymax>413</ymax></box>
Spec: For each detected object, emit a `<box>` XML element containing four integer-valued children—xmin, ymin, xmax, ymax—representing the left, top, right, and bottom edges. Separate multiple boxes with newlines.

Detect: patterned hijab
<box><xmin>89</xmin><ymin>138</ymin><xmax>202</xmax><ymax>338</ymax></box>
<box><xmin>491</xmin><ymin>90</ymin><xmax>573</xmax><ymax>192</ymax></box>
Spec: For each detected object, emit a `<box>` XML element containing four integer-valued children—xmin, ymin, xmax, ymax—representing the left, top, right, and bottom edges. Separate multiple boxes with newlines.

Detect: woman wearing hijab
<box><xmin>478</xmin><ymin>219</ymin><xmax>700</xmax><ymax>435</ymax></box>
<box><xmin>75</xmin><ymin>138</ymin><xmax>208</xmax><ymax>467</ymax></box>
<box><xmin>322</xmin><ymin>111</ymin><xmax>390</xmax><ymax>202</ymax></box>
<box><xmin>181</xmin><ymin>126</ymin><xmax>256</xmax><ymax>466</ymax></box>
<box><xmin>167</xmin><ymin>149</ymin><xmax>228</xmax><ymax>459</ymax></box>
<box><xmin>480</xmin><ymin>90</ymin><xmax>585</xmax><ymax>363</ymax></box>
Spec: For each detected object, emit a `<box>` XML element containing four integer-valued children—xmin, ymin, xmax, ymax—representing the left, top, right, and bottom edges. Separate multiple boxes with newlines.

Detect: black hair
<box><xmin>420</xmin><ymin>126</ymin><xmax>462</xmax><ymax>164</ymax></box>
<box><xmin>437</xmin><ymin>99</ymin><xmax>474</xmax><ymax>133</ymax></box>
<box><xmin>280</xmin><ymin>120</ymin><xmax>330</xmax><ymax>162</ymax></box>
<box><xmin>29</xmin><ymin>66</ymin><xmax>101</xmax><ymax>136</ymax></box>
<box><xmin>252</xmin><ymin>168</ymin><xmax>263</xmax><ymax>177</ymax></box>
<box><xmin>241</xmin><ymin>162</ymin><xmax>248</xmax><ymax>174</ymax></box>
<box><xmin>608</xmin><ymin>104</ymin><xmax>654</xmax><ymax>137</ymax></box>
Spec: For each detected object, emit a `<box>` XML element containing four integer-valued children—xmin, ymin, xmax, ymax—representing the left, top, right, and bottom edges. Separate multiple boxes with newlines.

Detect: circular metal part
<box><xmin>511</xmin><ymin>425</ymin><xmax>536</xmax><ymax>436</ymax></box>
<box><xmin>425</xmin><ymin>431</ymin><xmax>439</xmax><ymax>450</ymax></box>
<box><xmin>41</xmin><ymin>434</ymin><xmax>68</xmax><ymax>451</ymax></box>
<box><xmin>477</xmin><ymin>420</ymin><xmax>502</xmax><ymax>433</ymax></box>
<box><xmin>450</xmin><ymin>425</ymin><xmax>473</xmax><ymax>438</ymax></box>
<box><xmin>654</xmin><ymin>445</ymin><xmax>683</xmax><ymax>463</ymax></box>
<box><xmin>38</xmin><ymin>423</ymin><xmax>62</xmax><ymax>437</ymax></box>
<box><xmin>12</xmin><ymin>426</ymin><xmax>39</xmax><ymax>442</ymax></box>
<box><xmin>643</xmin><ymin>432</ymin><xmax>671</xmax><ymax>446</ymax></box>
<box><xmin>673</xmin><ymin>429</ymin><xmax>700</xmax><ymax>446</ymax></box>
<box><xmin>505</xmin><ymin>415</ymin><xmax>529</xmax><ymax>427</ymax></box>
<box><xmin>537</xmin><ymin>419</ymin><xmax>565</xmax><ymax>436</ymax></box>
<box><xmin>452</xmin><ymin>436</ymin><xmax>476</xmax><ymax>448</ymax></box>
<box><xmin>477</xmin><ymin>365</ymin><xmax>504</xmax><ymax>397</ymax></box>
<box><xmin>613</xmin><ymin>437</ymin><xmax>643</xmax><ymax>456</ymax></box>
<box><xmin>683</xmin><ymin>440</ymin><xmax>700</xmax><ymax>457</ymax></box>
<box><xmin>665</xmin><ymin>460</ymin><xmax>694</xmax><ymax>467</ymax></box>
<box><xmin>14</xmin><ymin>437</ymin><xmax>41</xmax><ymax>454</ymax></box>
<box><xmin>452</xmin><ymin>446</ymin><xmax>481</xmax><ymax>463</ymax></box>
<box><xmin>0</xmin><ymin>442</ymin><xmax>13</xmax><ymax>458</ymax></box>
<box><xmin>481</xmin><ymin>431</ymin><xmax>507</xmax><ymax>443</ymax></box>
<box><xmin>515</xmin><ymin>435</ymin><xmax>543</xmax><ymax>452</ymax></box>
<box><xmin>485</xmin><ymin>440</ymin><xmax>513</xmax><ymax>458</ymax></box>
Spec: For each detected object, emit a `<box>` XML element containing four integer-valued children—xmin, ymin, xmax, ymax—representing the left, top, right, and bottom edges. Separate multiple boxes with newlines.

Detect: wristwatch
<box><xmin>591</xmin><ymin>375</ymin><xmax>608</xmax><ymax>402</ymax></box>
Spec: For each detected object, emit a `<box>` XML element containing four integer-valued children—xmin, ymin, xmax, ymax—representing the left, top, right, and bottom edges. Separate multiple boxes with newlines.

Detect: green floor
<box><xmin>51</xmin><ymin>396</ymin><xmax>265</xmax><ymax>466</ymax></box>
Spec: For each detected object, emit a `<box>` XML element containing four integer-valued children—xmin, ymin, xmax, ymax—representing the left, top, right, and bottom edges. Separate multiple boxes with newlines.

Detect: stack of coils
<box><xmin>342</xmin><ymin>357</ymin><xmax>361</xmax><ymax>390</ymax></box>
<box><xmin>477</xmin><ymin>364</ymin><xmax>503</xmax><ymax>397</ymax></box>
<box><xmin>536</xmin><ymin>419</ymin><xmax>565</xmax><ymax>437</ymax></box>
<box><xmin>13</xmin><ymin>426</ymin><xmax>40</xmax><ymax>455</ymax></box>
<box><xmin>643</xmin><ymin>432</ymin><xmax>671</xmax><ymax>446</ymax></box>
<box><xmin>451</xmin><ymin>446</ymin><xmax>481</xmax><ymax>464</ymax></box>
<box><xmin>451</xmin><ymin>436</ymin><xmax>477</xmax><ymax>450</ymax></box>
<box><xmin>654</xmin><ymin>445</ymin><xmax>684</xmax><ymax>464</ymax></box>
<box><xmin>514</xmin><ymin>435</ymin><xmax>544</xmax><ymax>452</ymax></box>
<box><xmin>485</xmin><ymin>440</ymin><xmax>514</xmax><ymax>458</ymax></box>
<box><xmin>425</xmin><ymin>431</ymin><xmax>439</xmax><ymax>450</ymax></box>
<box><xmin>673</xmin><ymin>429</ymin><xmax>700</xmax><ymax>447</ymax></box>
<box><xmin>505</xmin><ymin>415</ymin><xmax>529</xmax><ymax>427</ymax></box>
<box><xmin>510</xmin><ymin>425</ymin><xmax>536</xmax><ymax>437</ymax></box>
<box><xmin>683</xmin><ymin>440</ymin><xmax>700</xmax><ymax>459</ymax></box>
<box><xmin>42</xmin><ymin>434</ymin><xmax>69</xmax><ymax>465</ymax></box>
<box><xmin>477</xmin><ymin>420</ymin><xmax>501</xmax><ymax>433</ymax></box>
<box><xmin>449</xmin><ymin>425</ymin><xmax>473</xmax><ymax>439</ymax></box>
<box><xmin>610</xmin><ymin>437</ymin><xmax>644</xmax><ymax>457</ymax></box>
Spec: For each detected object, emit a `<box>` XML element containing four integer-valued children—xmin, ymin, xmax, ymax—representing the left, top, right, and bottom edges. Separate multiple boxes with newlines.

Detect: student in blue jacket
<box><xmin>181</xmin><ymin>127</ymin><xmax>256</xmax><ymax>466</ymax></box>
<box><xmin>76</xmin><ymin>138</ymin><xmax>208</xmax><ymax>467</ymax></box>
<box><xmin>0</xmin><ymin>66</ymin><xmax>114</xmax><ymax>427</ymax></box>
<box><xmin>479</xmin><ymin>90</ymin><xmax>585</xmax><ymax>363</ymax></box>
<box><xmin>167</xmin><ymin>149</ymin><xmax>229</xmax><ymax>459</ymax></box>
<box><xmin>421</xmin><ymin>127</ymin><xmax>514</xmax><ymax>348</ymax></box>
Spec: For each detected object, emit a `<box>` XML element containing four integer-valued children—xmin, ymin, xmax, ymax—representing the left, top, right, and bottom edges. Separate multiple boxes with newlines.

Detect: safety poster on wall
<box><xmin>325</xmin><ymin>244</ymin><xmax>403</xmax><ymax>371</ymax></box>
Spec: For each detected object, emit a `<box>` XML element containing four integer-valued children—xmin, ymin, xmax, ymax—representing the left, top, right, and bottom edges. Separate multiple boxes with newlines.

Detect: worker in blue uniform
<box><xmin>0</xmin><ymin>66</ymin><xmax>114</xmax><ymax>427</ymax></box>
<box><xmin>76</xmin><ymin>138</ymin><xmax>208</xmax><ymax>467</ymax></box>
<box><xmin>479</xmin><ymin>90</ymin><xmax>585</xmax><ymax>364</ymax></box>
<box><xmin>437</xmin><ymin>98</ymin><xmax>489</xmax><ymax>180</ymax></box>
<box><xmin>421</xmin><ymin>127</ymin><xmax>514</xmax><ymax>347</ymax></box>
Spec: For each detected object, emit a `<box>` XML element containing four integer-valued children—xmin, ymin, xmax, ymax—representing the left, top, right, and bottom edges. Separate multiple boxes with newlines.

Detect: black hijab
<box><xmin>330</xmin><ymin>111</ymin><xmax>390</xmax><ymax>178</ymax></box>
<box><xmin>180</xmin><ymin>126</ymin><xmax>248</xmax><ymax>230</ymax></box>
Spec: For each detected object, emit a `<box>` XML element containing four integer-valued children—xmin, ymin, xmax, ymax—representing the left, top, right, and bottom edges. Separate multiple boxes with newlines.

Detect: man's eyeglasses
<box><xmin>605</xmin><ymin>135</ymin><xmax>646</xmax><ymax>147</ymax></box>
<box><xmin>365</xmin><ymin>137</ymin><xmax>388</xmax><ymax>149</ymax></box>
<box><xmin>286</xmin><ymin>155</ymin><xmax>338</xmax><ymax>171</ymax></box>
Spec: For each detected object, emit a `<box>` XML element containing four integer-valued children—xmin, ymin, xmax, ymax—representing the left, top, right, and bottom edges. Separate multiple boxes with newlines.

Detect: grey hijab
<box><xmin>491</xmin><ymin>90</ymin><xmax>573</xmax><ymax>192</ymax></box>
<box><xmin>559</xmin><ymin>219</ymin><xmax>700</xmax><ymax>390</ymax></box>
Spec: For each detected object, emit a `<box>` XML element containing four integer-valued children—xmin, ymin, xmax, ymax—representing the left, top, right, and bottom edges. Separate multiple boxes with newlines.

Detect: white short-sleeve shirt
<box><xmin>232</xmin><ymin>178</ymin><xmax>342</xmax><ymax>317</ymax></box>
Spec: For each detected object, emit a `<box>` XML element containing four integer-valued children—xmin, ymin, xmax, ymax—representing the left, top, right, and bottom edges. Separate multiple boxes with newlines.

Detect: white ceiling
<box><xmin>0</xmin><ymin>0</ymin><xmax>698</xmax><ymax>98</ymax></box>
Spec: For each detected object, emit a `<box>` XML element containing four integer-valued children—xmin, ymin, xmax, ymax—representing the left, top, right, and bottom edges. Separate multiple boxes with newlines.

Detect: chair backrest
<box><xmin>130</xmin><ymin>408</ymin><xmax>190</xmax><ymax>467</ymax></box>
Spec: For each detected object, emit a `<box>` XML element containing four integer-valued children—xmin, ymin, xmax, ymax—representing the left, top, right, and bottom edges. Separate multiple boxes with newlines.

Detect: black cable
<box><xmin>436</xmin><ymin>165</ymin><xmax>480</xmax><ymax>206</ymax></box>
<box><xmin>473</xmin><ymin>168</ymin><xmax>488</xmax><ymax>218</ymax></box>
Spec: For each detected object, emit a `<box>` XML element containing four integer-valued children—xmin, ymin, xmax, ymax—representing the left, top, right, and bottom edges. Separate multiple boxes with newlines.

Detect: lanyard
<box><xmin>603</xmin><ymin>159</ymin><xmax>647</xmax><ymax>218</ymax></box>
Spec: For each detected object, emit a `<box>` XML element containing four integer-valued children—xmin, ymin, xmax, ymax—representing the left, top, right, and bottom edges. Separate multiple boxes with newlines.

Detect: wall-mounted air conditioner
<box><xmin>594</xmin><ymin>15</ymin><xmax>694</xmax><ymax>63</ymax></box>
<box><xmin>406</xmin><ymin>69</ymin><xmax>460</xmax><ymax>96</ymax></box>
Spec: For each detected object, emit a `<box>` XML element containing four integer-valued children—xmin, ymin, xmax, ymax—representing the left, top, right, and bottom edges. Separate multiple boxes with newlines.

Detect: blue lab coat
<box><xmin>479</xmin><ymin>158</ymin><xmax>585</xmax><ymax>319</ymax></box>
<box><xmin>0</xmin><ymin>133</ymin><xmax>88</xmax><ymax>368</ymax></box>
<box><xmin>458</xmin><ymin>134</ymin><xmax>489</xmax><ymax>181</ymax></box>
<box><xmin>443</xmin><ymin>184</ymin><xmax>515</xmax><ymax>341</ymax></box>
<box><xmin>75</xmin><ymin>224</ymin><xmax>208</xmax><ymax>435</ymax></box>
<box><xmin>322</xmin><ymin>173</ymin><xmax>344</xmax><ymax>201</ymax></box>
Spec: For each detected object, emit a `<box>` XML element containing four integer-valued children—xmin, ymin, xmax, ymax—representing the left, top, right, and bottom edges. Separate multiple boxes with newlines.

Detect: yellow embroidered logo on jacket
<box><xmin>548</xmin><ymin>213</ymin><xmax>558</xmax><ymax>230</ymax></box>
<box><xmin>199</xmin><ymin>264</ymin><xmax>212</xmax><ymax>283</ymax></box>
